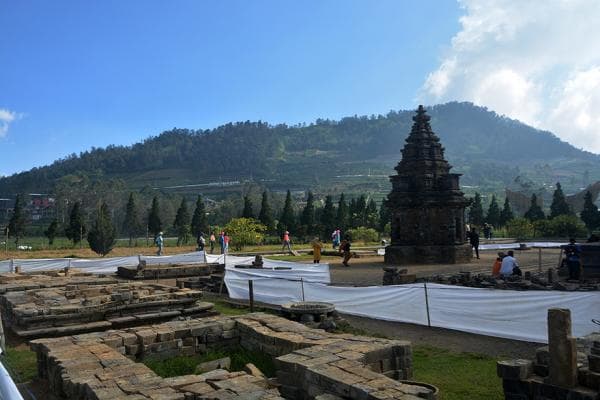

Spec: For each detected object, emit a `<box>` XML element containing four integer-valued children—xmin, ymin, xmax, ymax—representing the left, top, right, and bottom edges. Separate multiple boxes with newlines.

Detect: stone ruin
<box><xmin>117</xmin><ymin>261</ymin><xmax>224</xmax><ymax>280</ymax></box>
<box><xmin>0</xmin><ymin>275</ymin><xmax>214</xmax><ymax>338</ymax></box>
<box><xmin>384</xmin><ymin>105</ymin><xmax>471</xmax><ymax>265</ymax></box>
<box><xmin>498</xmin><ymin>308</ymin><xmax>600</xmax><ymax>399</ymax></box>
<box><xmin>382</xmin><ymin>267</ymin><xmax>417</xmax><ymax>285</ymax></box>
<box><xmin>0</xmin><ymin>269</ymin><xmax>119</xmax><ymax>294</ymax></box>
<box><xmin>31</xmin><ymin>312</ymin><xmax>438</xmax><ymax>400</ymax></box>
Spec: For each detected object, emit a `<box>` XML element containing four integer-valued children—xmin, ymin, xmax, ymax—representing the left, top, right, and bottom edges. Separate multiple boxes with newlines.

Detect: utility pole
<box><xmin>79</xmin><ymin>225</ymin><xmax>83</xmax><ymax>249</ymax></box>
<box><xmin>4</xmin><ymin>226</ymin><xmax>7</xmax><ymax>257</ymax></box>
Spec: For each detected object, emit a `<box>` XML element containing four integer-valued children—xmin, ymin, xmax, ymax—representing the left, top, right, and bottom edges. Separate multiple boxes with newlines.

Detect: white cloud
<box><xmin>0</xmin><ymin>108</ymin><xmax>20</xmax><ymax>138</ymax></box>
<box><xmin>420</xmin><ymin>0</ymin><xmax>600</xmax><ymax>153</ymax></box>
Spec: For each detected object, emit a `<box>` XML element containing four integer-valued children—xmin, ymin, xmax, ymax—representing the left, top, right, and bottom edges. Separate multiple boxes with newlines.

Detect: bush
<box><xmin>347</xmin><ymin>226</ymin><xmax>379</xmax><ymax>243</ymax></box>
<box><xmin>506</xmin><ymin>218</ymin><xmax>534</xmax><ymax>240</ymax></box>
<box><xmin>224</xmin><ymin>218</ymin><xmax>267</xmax><ymax>251</ymax></box>
<box><xmin>545</xmin><ymin>215</ymin><xmax>587</xmax><ymax>238</ymax></box>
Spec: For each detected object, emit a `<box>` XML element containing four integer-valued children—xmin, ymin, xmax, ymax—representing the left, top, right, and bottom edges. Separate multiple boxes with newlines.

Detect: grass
<box><xmin>412</xmin><ymin>345</ymin><xmax>502</xmax><ymax>400</ymax></box>
<box><xmin>144</xmin><ymin>347</ymin><xmax>276</xmax><ymax>378</ymax></box>
<box><xmin>1</xmin><ymin>346</ymin><xmax>38</xmax><ymax>383</ymax></box>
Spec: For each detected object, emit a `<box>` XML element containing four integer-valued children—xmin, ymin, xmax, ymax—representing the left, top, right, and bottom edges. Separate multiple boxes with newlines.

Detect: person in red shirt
<box><xmin>282</xmin><ymin>231</ymin><xmax>292</xmax><ymax>254</ymax></box>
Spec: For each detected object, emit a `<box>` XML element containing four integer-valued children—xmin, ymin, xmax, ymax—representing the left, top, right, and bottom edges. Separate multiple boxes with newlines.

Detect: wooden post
<box><xmin>300</xmin><ymin>277</ymin><xmax>305</xmax><ymax>302</ymax></box>
<box><xmin>424</xmin><ymin>282</ymin><xmax>431</xmax><ymax>327</ymax></box>
<box><xmin>248</xmin><ymin>280</ymin><xmax>254</xmax><ymax>312</ymax></box>
<box><xmin>538</xmin><ymin>247</ymin><xmax>542</xmax><ymax>272</ymax></box>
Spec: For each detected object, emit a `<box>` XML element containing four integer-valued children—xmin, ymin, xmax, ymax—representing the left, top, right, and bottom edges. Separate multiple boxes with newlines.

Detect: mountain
<box><xmin>1</xmin><ymin>102</ymin><xmax>599</xmax><ymax>201</ymax></box>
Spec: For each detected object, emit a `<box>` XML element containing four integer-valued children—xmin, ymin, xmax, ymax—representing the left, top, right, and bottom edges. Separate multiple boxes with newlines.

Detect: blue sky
<box><xmin>0</xmin><ymin>0</ymin><xmax>461</xmax><ymax>175</ymax></box>
<box><xmin>2</xmin><ymin>1</ymin><xmax>600</xmax><ymax>176</ymax></box>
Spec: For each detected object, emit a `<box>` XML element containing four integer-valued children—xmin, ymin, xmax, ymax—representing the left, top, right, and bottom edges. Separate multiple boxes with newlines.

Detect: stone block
<box><xmin>497</xmin><ymin>360</ymin><xmax>533</xmax><ymax>380</ymax></box>
<box><xmin>135</xmin><ymin>330</ymin><xmax>156</xmax><ymax>345</ymax></box>
<box><xmin>589</xmin><ymin>354</ymin><xmax>600</xmax><ymax>373</ymax></box>
<box><xmin>195</xmin><ymin>357</ymin><xmax>231</xmax><ymax>374</ymax></box>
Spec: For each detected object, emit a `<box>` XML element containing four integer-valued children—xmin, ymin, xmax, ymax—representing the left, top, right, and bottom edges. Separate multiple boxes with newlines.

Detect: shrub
<box><xmin>506</xmin><ymin>218</ymin><xmax>534</xmax><ymax>240</ymax></box>
<box><xmin>347</xmin><ymin>226</ymin><xmax>379</xmax><ymax>243</ymax></box>
<box><xmin>224</xmin><ymin>218</ymin><xmax>267</xmax><ymax>251</ymax></box>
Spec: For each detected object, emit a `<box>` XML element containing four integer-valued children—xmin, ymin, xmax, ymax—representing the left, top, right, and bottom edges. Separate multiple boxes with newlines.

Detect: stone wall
<box><xmin>31</xmin><ymin>313</ymin><xmax>436</xmax><ymax>400</ymax></box>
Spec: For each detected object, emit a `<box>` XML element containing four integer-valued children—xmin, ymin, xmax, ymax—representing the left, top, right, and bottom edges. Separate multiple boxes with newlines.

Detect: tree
<box><xmin>44</xmin><ymin>219</ymin><xmax>59</xmax><ymax>246</ymax></box>
<box><xmin>486</xmin><ymin>195</ymin><xmax>501</xmax><ymax>227</ymax></box>
<box><xmin>468</xmin><ymin>193</ymin><xmax>484</xmax><ymax>226</ymax></box>
<box><xmin>550</xmin><ymin>182</ymin><xmax>572</xmax><ymax>218</ymax></box>
<box><xmin>299</xmin><ymin>191</ymin><xmax>316</xmax><ymax>237</ymax></box>
<box><xmin>87</xmin><ymin>202</ymin><xmax>116</xmax><ymax>256</ymax></box>
<box><xmin>378</xmin><ymin>199</ymin><xmax>391</xmax><ymax>233</ymax></box>
<box><xmin>258</xmin><ymin>191</ymin><xmax>275</xmax><ymax>232</ymax></box>
<box><xmin>242</xmin><ymin>196</ymin><xmax>254</xmax><ymax>219</ymax></box>
<box><xmin>336</xmin><ymin>193</ymin><xmax>349</xmax><ymax>231</ymax></box>
<box><xmin>224</xmin><ymin>218</ymin><xmax>267</xmax><ymax>251</ymax></box>
<box><xmin>147</xmin><ymin>197</ymin><xmax>162</xmax><ymax>237</ymax></box>
<box><xmin>320</xmin><ymin>195</ymin><xmax>336</xmax><ymax>239</ymax></box>
<box><xmin>499</xmin><ymin>197</ymin><xmax>514</xmax><ymax>227</ymax></box>
<box><xmin>191</xmin><ymin>195</ymin><xmax>209</xmax><ymax>239</ymax></box>
<box><xmin>580</xmin><ymin>191</ymin><xmax>600</xmax><ymax>233</ymax></box>
<box><xmin>524</xmin><ymin>194</ymin><xmax>545</xmax><ymax>222</ymax></box>
<box><xmin>173</xmin><ymin>198</ymin><xmax>190</xmax><ymax>246</ymax></box>
<box><xmin>65</xmin><ymin>201</ymin><xmax>86</xmax><ymax>245</ymax></box>
<box><xmin>8</xmin><ymin>194</ymin><xmax>27</xmax><ymax>246</ymax></box>
<box><xmin>506</xmin><ymin>218</ymin><xmax>534</xmax><ymax>240</ymax></box>
<box><xmin>278</xmin><ymin>190</ymin><xmax>295</xmax><ymax>234</ymax></box>
<box><xmin>123</xmin><ymin>192</ymin><xmax>142</xmax><ymax>246</ymax></box>
<box><xmin>365</xmin><ymin>199</ymin><xmax>379</xmax><ymax>229</ymax></box>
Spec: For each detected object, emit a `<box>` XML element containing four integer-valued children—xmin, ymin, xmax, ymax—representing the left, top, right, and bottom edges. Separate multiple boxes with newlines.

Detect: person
<box><xmin>155</xmin><ymin>232</ymin><xmax>164</xmax><ymax>256</ymax></box>
<box><xmin>282</xmin><ymin>231</ymin><xmax>292</xmax><ymax>254</ymax></box>
<box><xmin>492</xmin><ymin>252</ymin><xmax>505</xmax><ymax>276</ymax></box>
<box><xmin>332</xmin><ymin>229</ymin><xmax>341</xmax><ymax>249</ymax></box>
<box><xmin>339</xmin><ymin>235</ymin><xmax>352</xmax><ymax>267</ymax></box>
<box><xmin>219</xmin><ymin>231</ymin><xmax>225</xmax><ymax>254</ymax></box>
<box><xmin>468</xmin><ymin>228</ymin><xmax>480</xmax><ymax>259</ymax></box>
<box><xmin>223</xmin><ymin>232</ymin><xmax>230</xmax><ymax>254</ymax></box>
<box><xmin>196</xmin><ymin>233</ymin><xmax>206</xmax><ymax>251</ymax></box>
<box><xmin>311</xmin><ymin>237</ymin><xmax>323</xmax><ymax>264</ymax></box>
<box><xmin>564</xmin><ymin>238</ymin><xmax>582</xmax><ymax>280</ymax></box>
<box><xmin>483</xmin><ymin>223</ymin><xmax>491</xmax><ymax>240</ymax></box>
<box><xmin>209</xmin><ymin>232</ymin><xmax>216</xmax><ymax>254</ymax></box>
<box><xmin>499</xmin><ymin>250</ymin><xmax>519</xmax><ymax>277</ymax></box>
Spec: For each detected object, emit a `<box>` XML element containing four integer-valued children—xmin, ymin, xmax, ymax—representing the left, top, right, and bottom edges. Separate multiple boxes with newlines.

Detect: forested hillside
<box><xmin>1</xmin><ymin>102</ymin><xmax>599</xmax><ymax>198</ymax></box>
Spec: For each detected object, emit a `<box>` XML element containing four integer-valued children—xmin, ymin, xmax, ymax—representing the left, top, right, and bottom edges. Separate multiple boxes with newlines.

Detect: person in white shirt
<box><xmin>499</xmin><ymin>250</ymin><xmax>518</xmax><ymax>276</ymax></box>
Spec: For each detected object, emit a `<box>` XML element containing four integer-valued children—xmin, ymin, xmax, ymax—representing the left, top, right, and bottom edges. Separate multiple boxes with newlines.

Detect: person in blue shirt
<box><xmin>155</xmin><ymin>232</ymin><xmax>164</xmax><ymax>256</ymax></box>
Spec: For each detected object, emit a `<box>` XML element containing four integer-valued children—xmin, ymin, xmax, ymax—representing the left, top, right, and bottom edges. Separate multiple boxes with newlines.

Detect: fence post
<box><xmin>300</xmin><ymin>277</ymin><xmax>305</xmax><ymax>302</ymax></box>
<box><xmin>248</xmin><ymin>280</ymin><xmax>254</xmax><ymax>312</ymax></box>
<box><xmin>538</xmin><ymin>247</ymin><xmax>542</xmax><ymax>272</ymax></box>
<box><xmin>424</xmin><ymin>282</ymin><xmax>431</xmax><ymax>327</ymax></box>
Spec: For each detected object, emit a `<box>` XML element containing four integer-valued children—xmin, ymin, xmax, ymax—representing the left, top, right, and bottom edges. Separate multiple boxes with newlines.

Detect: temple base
<box><xmin>384</xmin><ymin>244</ymin><xmax>472</xmax><ymax>265</ymax></box>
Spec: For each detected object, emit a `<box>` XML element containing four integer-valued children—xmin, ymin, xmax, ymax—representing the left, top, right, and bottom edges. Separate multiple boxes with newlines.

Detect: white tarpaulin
<box><xmin>479</xmin><ymin>242</ymin><xmax>566</xmax><ymax>250</ymax></box>
<box><xmin>0</xmin><ymin>251</ymin><xmax>207</xmax><ymax>274</ymax></box>
<box><xmin>225</xmin><ymin>276</ymin><xmax>600</xmax><ymax>343</ymax></box>
<box><xmin>221</xmin><ymin>254</ymin><xmax>330</xmax><ymax>284</ymax></box>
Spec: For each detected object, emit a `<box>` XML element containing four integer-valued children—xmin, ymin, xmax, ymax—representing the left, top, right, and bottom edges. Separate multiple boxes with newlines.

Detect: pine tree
<box><xmin>499</xmin><ymin>197</ymin><xmax>514</xmax><ymax>227</ymax></box>
<box><xmin>123</xmin><ymin>192</ymin><xmax>142</xmax><ymax>246</ymax></box>
<box><xmin>468</xmin><ymin>193</ymin><xmax>484</xmax><ymax>226</ymax></box>
<box><xmin>365</xmin><ymin>199</ymin><xmax>379</xmax><ymax>229</ymax></box>
<box><xmin>300</xmin><ymin>191</ymin><xmax>316</xmax><ymax>236</ymax></box>
<box><xmin>486</xmin><ymin>195</ymin><xmax>501</xmax><ymax>227</ymax></box>
<box><xmin>65</xmin><ymin>201</ymin><xmax>86</xmax><ymax>245</ymax></box>
<box><xmin>147</xmin><ymin>197</ymin><xmax>162</xmax><ymax>236</ymax></box>
<box><xmin>320</xmin><ymin>195</ymin><xmax>336</xmax><ymax>239</ymax></box>
<box><xmin>173</xmin><ymin>198</ymin><xmax>190</xmax><ymax>246</ymax></box>
<box><xmin>242</xmin><ymin>196</ymin><xmax>254</xmax><ymax>219</ymax></box>
<box><xmin>348</xmin><ymin>198</ymin><xmax>358</xmax><ymax>228</ymax></box>
<box><xmin>190</xmin><ymin>195</ymin><xmax>209</xmax><ymax>239</ymax></box>
<box><xmin>278</xmin><ymin>190</ymin><xmax>295</xmax><ymax>234</ymax></box>
<box><xmin>336</xmin><ymin>193</ymin><xmax>349</xmax><ymax>231</ymax></box>
<box><xmin>378</xmin><ymin>199</ymin><xmax>391</xmax><ymax>233</ymax></box>
<box><xmin>550</xmin><ymin>182</ymin><xmax>572</xmax><ymax>218</ymax></box>
<box><xmin>87</xmin><ymin>202</ymin><xmax>116</xmax><ymax>256</ymax></box>
<box><xmin>354</xmin><ymin>195</ymin><xmax>367</xmax><ymax>227</ymax></box>
<box><xmin>8</xmin><ymin>194</ymin><xmax>27</xmax><ymax>246</ymax></box>
<box><xmin>44</xmin><ymin>219</ymin><xmax>59</xmax><ymax>246</ymax></box>
<box><xmin>580</xmin><ymin>191</ymin><xmax>600</xmax><ymax>233</ymax></box>
<box><xmin>258</xmin><ymin>191</ymin><xmax>275</xmax><ymax>232</ymax></box>
<box><xmin>524</xmin><ymin>194</ymin><xmax>545</xmax><ymax>221</ymax></box>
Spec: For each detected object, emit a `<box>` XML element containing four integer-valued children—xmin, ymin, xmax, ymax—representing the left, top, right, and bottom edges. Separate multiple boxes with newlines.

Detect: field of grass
<box><xmin>0</xmin><ymin>346</ymin><xmax>37</xmax><ymax>383</ymax></box>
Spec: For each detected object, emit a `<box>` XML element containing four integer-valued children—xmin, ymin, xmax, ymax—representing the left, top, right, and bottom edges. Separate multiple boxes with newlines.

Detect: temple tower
<box><xmin>384</xmin><ymin>105</ymin><xmax>471</xmax><ymax>264</ymax></box>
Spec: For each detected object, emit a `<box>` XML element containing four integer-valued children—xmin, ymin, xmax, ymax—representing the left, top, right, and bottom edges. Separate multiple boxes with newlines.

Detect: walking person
<box><xmin>196</xmin><ymin>233</ymin><xmax>206</xmax><ymax>251</ymax></box>
<box><xmin>331</xmin><ymin>229</ymin><xmax>341</xmax><ymax>249</ymax></box>
<box><xmin>219</xmin><ymin>231</ymin><xmax>225</xmax><ymax>254</ymax></box>
<box><xmin>155</xmin><ymin>231</ymin><xmax>164</xmax><ymax>256</ymax></box>
<box><xmin>339</xmin><ymin>235</ymin><xmax>352</xmax><ymax>267</ymax></box>
<box><xmin>223</xmin><ymin>232</ymin><xmax>230</xmax><ymax>254</ymax></box>
<box><xmin>311</xmin><ymin>237</ymin><xmax>323</xmax><ymax>264</ymax></box>
<box><xmin>468</xmin><ymin>228</ymin><xmax>480</xmax><ymax>259</ymax></box>
<box><xmin>209</xmin><ymin>232</ymin><xmax>216</xmax><ymax>254</ymax></box>
<box><xmin>282</xmin><ymin>231</ymin><xmax>292</xmax><ymax>254</ymax></box>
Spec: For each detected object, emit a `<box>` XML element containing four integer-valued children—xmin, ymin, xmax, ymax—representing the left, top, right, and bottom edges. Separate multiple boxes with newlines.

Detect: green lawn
<box><xmin>1</xmin><ymin>346</ymin><xmax>38</xmax><ymax>383</ymax></box>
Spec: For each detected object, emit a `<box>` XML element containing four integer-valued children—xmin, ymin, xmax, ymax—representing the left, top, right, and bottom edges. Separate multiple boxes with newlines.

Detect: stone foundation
<box><xmin>117</xmin><ymin>262</ymin><xmax>223</xmax><ymax>280</ymax></box>
<box><xmin>31</xmin><ymin>313</ymin><xmax>437</xmax><ymax>399</ymax></box>
<box><xmin>384</xmin><ymin>244</ymin><xmax>472</xmax><ymax>265</ymax></box>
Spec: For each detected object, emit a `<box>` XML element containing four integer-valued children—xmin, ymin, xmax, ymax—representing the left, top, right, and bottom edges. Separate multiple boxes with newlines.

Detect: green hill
<box><xmin>1</xmin><ymin>102</ymin><xmax>599</xmax><ymax>200</ymax></box>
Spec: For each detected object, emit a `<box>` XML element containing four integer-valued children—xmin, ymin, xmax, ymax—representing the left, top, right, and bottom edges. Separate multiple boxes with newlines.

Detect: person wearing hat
<box><xmin>564</xmin><ymin>238</ymin><xmax>582</xmax><ymax>280</ymax></box>
<box><xmin>492</xmin><ymin>252</ymin><xmax>505</xmax><ymax>277</ymax></box>
<box><xmin>155</xmin><ymin>232</ymin><xmax>164</xmax><ymax>256</ymax></box>
<box><xmin>282</xmin><ymin>231</ymin><xmax>292</xmax><ymax>254</ymax></box>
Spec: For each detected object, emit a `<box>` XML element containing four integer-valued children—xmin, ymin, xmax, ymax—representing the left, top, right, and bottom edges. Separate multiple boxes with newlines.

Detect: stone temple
<box><xmin>384</xmin><ymin>105</ymin><xmax>471</xmax><ymax>264</ymax></box>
